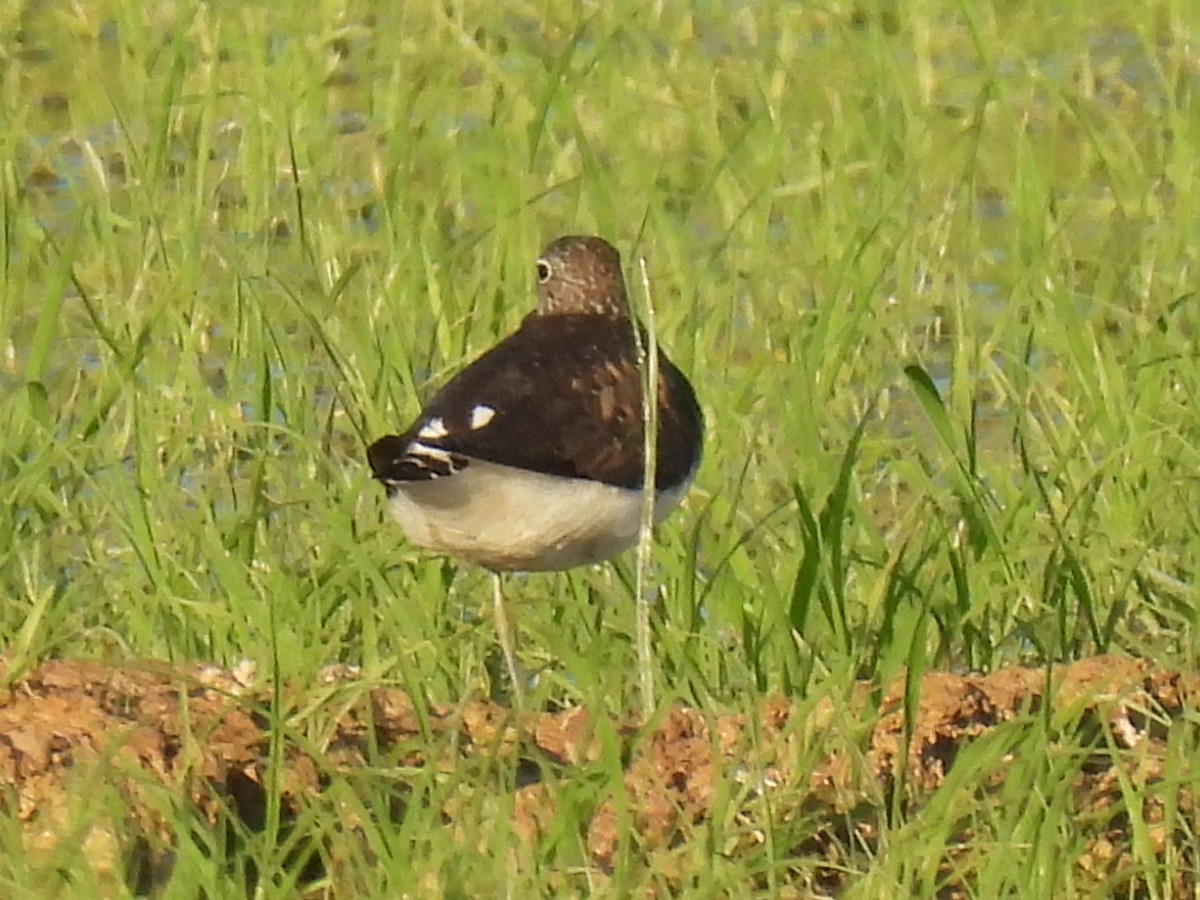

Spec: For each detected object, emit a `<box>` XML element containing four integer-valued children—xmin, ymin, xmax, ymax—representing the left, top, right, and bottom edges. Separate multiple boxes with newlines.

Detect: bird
<box><xmin>367</xmin><ymin>235</ymin><xmax>703</xmax><ymax>701</ymax></box>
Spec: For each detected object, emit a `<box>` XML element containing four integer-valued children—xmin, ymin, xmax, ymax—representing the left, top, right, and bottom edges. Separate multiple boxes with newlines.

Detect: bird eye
<box><xmin>535</xmin><ymin>259</ymin><xmax>552</xmax><ymax>283</ymax></box>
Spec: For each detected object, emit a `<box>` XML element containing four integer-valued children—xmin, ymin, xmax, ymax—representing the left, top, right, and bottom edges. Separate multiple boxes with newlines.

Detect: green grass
<box><xmin>4</xmin><ymin>0</ymin><xmax>1200</xmax><ymax>895</ymax></box>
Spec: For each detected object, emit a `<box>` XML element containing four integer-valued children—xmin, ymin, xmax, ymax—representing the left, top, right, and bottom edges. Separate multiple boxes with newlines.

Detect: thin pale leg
<box><xmin>492</xmin><ymin>571</ymin><xmax>524</xmax><ymax>707</ymax></box>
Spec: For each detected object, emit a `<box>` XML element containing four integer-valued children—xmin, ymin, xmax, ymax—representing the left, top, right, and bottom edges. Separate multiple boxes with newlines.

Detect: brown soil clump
<box><xmin>1</xmin><ymin>654</ymin><xmax>1195</xmax><ymax>894</ymax></box>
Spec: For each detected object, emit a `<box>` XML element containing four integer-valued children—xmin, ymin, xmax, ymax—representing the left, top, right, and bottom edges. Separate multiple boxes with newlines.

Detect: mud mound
<box><xmin>0</xmin><ymin>655</ymin><xmax>1195</xmax><ymax>894</ymax></box>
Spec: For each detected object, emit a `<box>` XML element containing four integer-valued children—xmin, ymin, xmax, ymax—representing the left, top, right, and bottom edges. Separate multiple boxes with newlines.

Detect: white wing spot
<box><xmin>469</xmin><ymin>405</ymin><xmax>496</xmax><ymax>430</ymax></box>
<box><xmin>418</xmin><ymin>417</ymin><xmax>448</xmax><ymax>440</ymax></box>
<box><xmin>408</xmin><ymin>441</ymin><xmax>451</xmax><ymax>462</ymax></box>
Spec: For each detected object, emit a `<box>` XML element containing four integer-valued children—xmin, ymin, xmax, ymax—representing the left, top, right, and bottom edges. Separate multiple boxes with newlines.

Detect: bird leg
<box><xmin>491</xmin><ymin>571</ymin><xmax>524</xmax><ymax>707</ymax></box>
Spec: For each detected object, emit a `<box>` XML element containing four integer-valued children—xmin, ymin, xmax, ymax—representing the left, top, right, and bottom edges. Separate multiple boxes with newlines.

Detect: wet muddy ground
<box><xmin>1</xmin><ymin>654</ymin><xmax>1195</xmax><ymax>895</ymax></box>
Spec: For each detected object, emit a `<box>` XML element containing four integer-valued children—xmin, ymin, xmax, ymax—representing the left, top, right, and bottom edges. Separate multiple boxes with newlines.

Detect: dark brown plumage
<box><xmin>367</xmin><ymin>313</ymin><xmax>702</xmax><ymax>490</ymax></box>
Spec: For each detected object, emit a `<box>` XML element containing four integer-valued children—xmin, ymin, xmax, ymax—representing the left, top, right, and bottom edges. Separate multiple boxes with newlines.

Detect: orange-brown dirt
<box><xmin>0</xmin><ymin>655</ymin><xmax>1196</xmax><ymax>894</ymax></box>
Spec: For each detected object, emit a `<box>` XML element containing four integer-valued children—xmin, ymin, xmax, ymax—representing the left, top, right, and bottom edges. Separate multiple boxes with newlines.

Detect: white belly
<box><xmin>387</xmin><ymin>459</ymin><xmax>692</xmax><ymax>571</ymax></box>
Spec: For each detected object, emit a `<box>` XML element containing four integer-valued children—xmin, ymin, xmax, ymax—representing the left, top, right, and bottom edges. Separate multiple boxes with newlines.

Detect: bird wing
<box><xmin>367</xmin><ymin>314</ymin><xmax>702</xmax><ymax>490</ymax></box>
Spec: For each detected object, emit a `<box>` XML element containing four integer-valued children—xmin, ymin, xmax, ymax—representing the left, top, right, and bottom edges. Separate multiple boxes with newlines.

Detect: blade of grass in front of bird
<box><xmin>634</xmin><ymin>254</ymin><xmax>660</xmax><ymax>714</ymax></box>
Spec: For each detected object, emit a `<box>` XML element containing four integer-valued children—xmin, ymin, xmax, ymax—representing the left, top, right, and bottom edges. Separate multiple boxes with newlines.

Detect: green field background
<box><xmin>3</xmin><ymin>1</ymin><xmax>1200</xmax><ymax>895</ymax></box>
